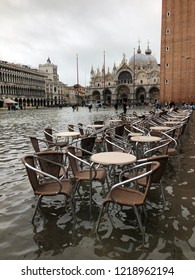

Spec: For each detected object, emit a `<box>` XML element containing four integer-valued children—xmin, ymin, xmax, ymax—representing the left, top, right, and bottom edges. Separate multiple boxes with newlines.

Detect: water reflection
<box><xmin>0</xmin><ymin>107</ymin><xmax>195</xmax><ymax>260</ymax></box>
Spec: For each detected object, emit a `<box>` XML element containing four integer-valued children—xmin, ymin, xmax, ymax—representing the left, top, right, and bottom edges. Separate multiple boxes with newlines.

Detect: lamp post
<box><xmin>133</xmin><ymin>48</ymin><xmax>136</xmax><ymax>107</ymax></box>
<box><xmin>103</xmin><ymin>51</ymin><xmax>106</xmax><ymax>105</ymax></box>
<box><xmin>76</xmin><ymin>54</ymin><xmax>79</xmax><ymax>104</ymax></box>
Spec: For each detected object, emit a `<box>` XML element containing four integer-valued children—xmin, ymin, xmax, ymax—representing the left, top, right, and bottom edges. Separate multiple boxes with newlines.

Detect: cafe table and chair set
<box><xmin>22</xmin><ymin>108</ymin><xmax>192</xmax><ymax>242</ymax></box>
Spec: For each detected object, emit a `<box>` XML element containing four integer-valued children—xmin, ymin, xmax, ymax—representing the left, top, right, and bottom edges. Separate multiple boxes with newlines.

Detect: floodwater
<box><xmin>0</xmin><ymin>106</ymin><xmax>195</xmax><ymax>260</ymax></box>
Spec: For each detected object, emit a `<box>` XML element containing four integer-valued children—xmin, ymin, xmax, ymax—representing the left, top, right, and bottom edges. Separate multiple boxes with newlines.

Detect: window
<box><xmin>165</xmin><ymin>63</ymin><xmax>169</xmax><ymax>68</ymax></box>
<box><xmin>165</xmin><ymin>79</ymin><xmax>169</xmax><ymax>84</ymax></box>
<box><xmin>167</xmin><ymin>11</ymin><xmax>170</xmax><ymax>17</ymax></box>
<box><xmin>166</xmin><ymin>29</ymin><xmax>170</xmax><ymax>34</ymax></box>
<box><xmin>166</xmin><ymin>46</ymin><xmax>169</xmax><ymax>51</ymax></box>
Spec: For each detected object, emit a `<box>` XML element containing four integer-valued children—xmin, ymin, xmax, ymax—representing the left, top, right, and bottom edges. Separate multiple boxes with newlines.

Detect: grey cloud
<box><xmin>0</xmin><ymin>0</ymin><xmax>162</xmax><ymax>85</ymax></box>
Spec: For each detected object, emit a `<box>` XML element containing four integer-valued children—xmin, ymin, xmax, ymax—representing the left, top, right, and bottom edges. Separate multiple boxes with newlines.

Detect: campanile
<box><xmin>160</xmin><ymin>0</ymin><xmax>195</xmax><ymax>104</ymax></box>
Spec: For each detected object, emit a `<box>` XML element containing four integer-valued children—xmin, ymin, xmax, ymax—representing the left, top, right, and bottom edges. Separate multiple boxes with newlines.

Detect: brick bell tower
<box><xmin>160</xmin><ymin>0</ymin><xmax>195</xmax><ymax>104</ymax></box>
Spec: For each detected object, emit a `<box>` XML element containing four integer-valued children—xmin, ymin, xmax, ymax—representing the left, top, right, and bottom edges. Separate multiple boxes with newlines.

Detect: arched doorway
<box><xmin>135</xmin><ymin>87</ymin><xmax>146</xmax><ymax>105</ymax></box>
<box><xmin>92</xmin><ymin>90</ymin><xmax>101</xmax><ymax>103</ymax></box>
<box><xmin>103</xmin><ymin>88</ymin><xmax>112</xmax><ymax>105</ymax></box>
<box><xmin>149</xmin><ymin>87</ymin><xmax>160</xmax><ymax>104</ymax></box>
<box><xmin>117</xmin><ymin>85</ymin><xmax>130</xmax><ymax>106</ymax></box>
<box><xmin>140</xmin><ymin>94</ymin><xmax>145</xmax><ymax>104</ymax></box>
<box><xmin>118</xmin><ymin>71</ymin><xmax>132</xmax><ymax>84</ymax></box>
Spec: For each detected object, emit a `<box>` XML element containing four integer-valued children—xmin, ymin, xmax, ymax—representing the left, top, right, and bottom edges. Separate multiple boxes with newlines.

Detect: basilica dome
<box><xmin>129</xmin><ymin>45</ymin><xmax>158</xmax><ymax>67</ymax></box>
<box><xmin>145</xmin><ymin>46</ymin><xmax>158</xmax><ymax>65</ymax></box>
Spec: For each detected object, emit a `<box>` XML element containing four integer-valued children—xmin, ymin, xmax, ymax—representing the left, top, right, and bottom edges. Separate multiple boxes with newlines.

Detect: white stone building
<box><xmin>0</xmin><ymin>60</ymin><xmax>46</xmax><ymax>108</ymax></box>
<box><xmin>87</xmin><ymin>44</ymin><xmax>160</xmax><ymax>107</ymax></box>
<box><xmin>39</xmin><ymin>58</ymin><xmax>69</xmax><ymax>107</ymax></box>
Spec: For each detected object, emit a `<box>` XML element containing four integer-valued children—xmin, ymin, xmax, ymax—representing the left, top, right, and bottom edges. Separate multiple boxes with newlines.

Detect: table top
<box><xmin>166</xmin><ymin>118</ymin><xmax>180</xmax><ymax>121</ymax></box>
<box><xmin>150</xmin><ymin>126</ymin><xmax>171</xmax><ymax>131</ymax></box>
<box><xmin>55</xmin><ymin>131</ymin><xmax>80</xmax><ymax>137</ymax></box>
<box><xmin>124</xmin><ymin>116</ymin><xmax>137</xmax><ymax>120</ymax></box>
<box><xmin>168</xmin><ymin>114</ymin><xmax>186</xmax><ymax>118</ymax></box>
<box><xmin>164</xmin><ymin>121</ymin><xmax>180</xmax><ymax>125</ymax></box>
<box><xmin>90</xmin><ymin>151</ymin><xmax>136</xmax><ymax>165</ymax></box>
<box><xmin>130</xmin><ymin>135</ymin><xmax>162</xmax><ymax>143</ymax></box>
<box><xmin>87</xmin><ymin>124</ymin><xmax>105</xmax><ymax>128</ymax></box>
<box><xmin>128</xmin><ymin>132</ymin><xmax>143</xmax><ymax>136</ymax></box>
<box><xmin>108</xmin><ymin>119</ymin><xmax>122</xmax><ymax>122</ymax></box>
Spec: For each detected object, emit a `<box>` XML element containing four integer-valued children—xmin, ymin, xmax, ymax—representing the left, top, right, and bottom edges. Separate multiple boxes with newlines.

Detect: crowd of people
<box><xmin>70</xmin><ymin>99</ymin><xmax>194</xmax><ymax>115</ymax></box>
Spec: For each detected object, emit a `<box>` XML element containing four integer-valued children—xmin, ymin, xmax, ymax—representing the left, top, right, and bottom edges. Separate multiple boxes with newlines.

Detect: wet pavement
<box><xmin>0</xmin><ymin>106</ymin><xmax>195</xmax><ymax>260</ymax></box>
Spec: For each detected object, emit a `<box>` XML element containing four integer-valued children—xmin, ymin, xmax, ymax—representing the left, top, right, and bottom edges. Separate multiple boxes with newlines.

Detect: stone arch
<box><xmin>118</xmin><ymin>71</ymin><xmax>132</xmax><ymax>84</ymax></box>
<box><xmin>23</xmin><ymin>98</ymin><xmax>27</xmax><ymax>109</ymax></box>
<box><xmin>54</xmin><ymin>96</ymin><xmax>58</xmax><ymax>106</ymax></box>
<box><xmin>135</xmin><ymin>87</ymin><xmax>146</xmax><ymax>105</ymax></box>
<box><xmin>27</xmin><ymin>98</ymin><xmax>31</xmax><ymax>106</ymax></box>
<box><xmin>17</xmin><ymin>98</ymin><xmax>23</xmax><ymax>109</ymax></box>
<box><xmin>117</xmin><ymin>85</ymin><xmax>130</xmax><ymax>105</ymax></box>
<box><xmin>102</xmin><ymin>88</ymin><xmax>112</xmax><ymax>105</ymax></box>
<box><xmin>149</xmin><ymin>87</ymin><xmax>160</xmax><ymax>103</ymax></box>
<box><xmin>92</xmin><ymin>90</ymin><xmax>101</xmax><ymax>102</ymax></box>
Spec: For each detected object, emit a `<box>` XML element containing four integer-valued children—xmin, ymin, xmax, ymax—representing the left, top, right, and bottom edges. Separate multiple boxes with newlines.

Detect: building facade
<box><xmin>87</xmin><ymin>45</ymin><xmax>160</xmax><ymax>107</ymax></box>
<box><xmin>0</xmin><ymin>60</ymin><xmax>46</xmax><ymax>108</ymax></box>
<box><xmin>160</xmin><ymin>0</ymin><xmax>195</xmax><ymax>104</ymax></box>
<box><xmin>39</xmin><ymin>58</ymin><xmax>69</xmax><ymax>107</ymax></box>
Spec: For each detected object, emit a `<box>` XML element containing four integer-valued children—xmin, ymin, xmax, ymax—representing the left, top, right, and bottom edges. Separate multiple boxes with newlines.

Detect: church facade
<box><xmin>87</xmin><ymin>44</ymin><xmax>160</xmax><ymax>107</ymax></box>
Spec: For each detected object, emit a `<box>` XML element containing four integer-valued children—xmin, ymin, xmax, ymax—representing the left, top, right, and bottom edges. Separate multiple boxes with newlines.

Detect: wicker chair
<box><xmin>67</xmin><ymin>145</ymin><xmax>109</xmax><ymax>215</ymax></box>
<box><xmin>44</xmin><ymin>127</ymin><xmax>68</xmax><ymax>150</ymax></box>
<box><xmin>96</xmin><ymin>161</ymin><xmax>160</xmax><ymax>243</ymax></box>
<box><xmin>35</xmin><ymin>150</ymin><xmax>69</xmax><ymax>179</ymax></box>
<box><xmin>71</xmin><ymin>136</ymin><xmax>96</xmax><ymax>161</ymax></box>
<box><xmin>21</xmin><ymin>153</ymin><xmax>76</xmax><ymax>224</ymax></box>
<box><xmin>67</xmin><ymin>124</ymin><xmax>80</xmax><ymax>140</ymax></box>
<box><xmin>120</xmin><ymin>155</ymin><xmax>169</xmax><ymax>205</ymax></box>
<box><xmin>104</xmin><ymin>134</ymin><xmax>132</xmax><ymax>153</ymax></box>
<box><xmin>29</xmin><ymin>135</ymin><xmax>53</xmax><ymax>153</ymax></box>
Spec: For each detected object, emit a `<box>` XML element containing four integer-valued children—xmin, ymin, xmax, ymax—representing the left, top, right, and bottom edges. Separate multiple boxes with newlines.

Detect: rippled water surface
<box><xmin>0</xmin><ymin>107</ymin><xmax>195</xmax><ymax>260</ymax></box>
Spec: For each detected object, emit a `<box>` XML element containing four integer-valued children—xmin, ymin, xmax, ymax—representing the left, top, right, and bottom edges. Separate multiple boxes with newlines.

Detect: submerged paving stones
<box><xmin>0</xmin><ymin>106</ymin><xmax>195</xmax><ymax>260</ymax></box>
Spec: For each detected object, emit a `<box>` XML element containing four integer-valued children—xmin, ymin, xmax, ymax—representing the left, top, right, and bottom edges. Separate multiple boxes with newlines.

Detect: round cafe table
<box><xmin>164</xmin><ymin>121</ymin><xmax>181</xmax><ymax>125</ymax></box>
<box><xmin>128</xmin><ymin>132</ymin><xmax>143</xmax><ymax>136</ymax></box>
<box><xmin>150</xmin><ymin>126</ymin><xmax>171</xmax><ymax>131</ymax></box>
<box><xmin>90</xmin><ymin>151</ymin><xmax>136</xmax><ymax>184</ymax></box>
<box><xmin>91</xmin><ymin>151</ymin><xmax>136</xmax><ymax>166</ymax></box>
<box><xmin>109</xmin><ymin>119</ymin><xmax>122</xmax><ymax>122</ymax></box>
<box><xmin>87</xmin><ymin>124</ymin><xmax>106</xmax><ymax>129</ymax></box>
<box><xmin>130</xmin><ymin>135</ymin><xmax>162</xmax><ymax>158</ymax></box>
<box><xmin>55</xmin><ymin>131</ymin><xmax>80</xmax><ymax>138</ymax></box>
<box><xmin>130</xmin><ymin>135</ymin><xmax>162</xmax><ymax>143</ymax></box>
<box><xmin>108</xmin><ymin>119</ymin><xmax>122</xmax><ymax>126</ymax></box>
<box><xmin>55</xmin><ymin>131</ymin><xmax>80</xmax><ymax>145</ymax></box>
<box><xmin>87</xmin><ymin>124</ymin><xmax>105</xmax><ymax>128</ymax></box>
<box><xmin>166</xmin><ymin>118</ymin><xmax>180</xmax><ymax>121</ymax></box>
<box><xmin>128</xmin><ymin>132</ymin><xmax>143</xmax><ymax>142</ymax></box>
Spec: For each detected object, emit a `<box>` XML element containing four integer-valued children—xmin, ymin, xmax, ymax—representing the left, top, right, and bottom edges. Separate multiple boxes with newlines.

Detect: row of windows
<box><xmin>166</xmin><ymin>11</ymin><xmax>171</xmax><ymax>34</ymax></box>
<box><xmin>94</xmin><ymin>77</ymin><xmax>159</xmax><ymax>87</ymax></box>
<box><xmin>0</xmin><ymin>85</ymin><xmax>45</xmax><ymax>97</ymax></box>
<box><xmin>165</xmin><ymin>9</ymin><xmax>171</xmax><ymax>85</ymax></box>
<box><xmin>0</xmin><ymin>71</ymin><xmax>45</xmax><ymax>87</ymax></box>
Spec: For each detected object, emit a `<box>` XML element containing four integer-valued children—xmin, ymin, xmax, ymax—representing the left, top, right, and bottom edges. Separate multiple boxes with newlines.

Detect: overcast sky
<box><xmin>0</xmin><ymin>0</ymin><xmax>162</xmax><ymax>86</ymax></box>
